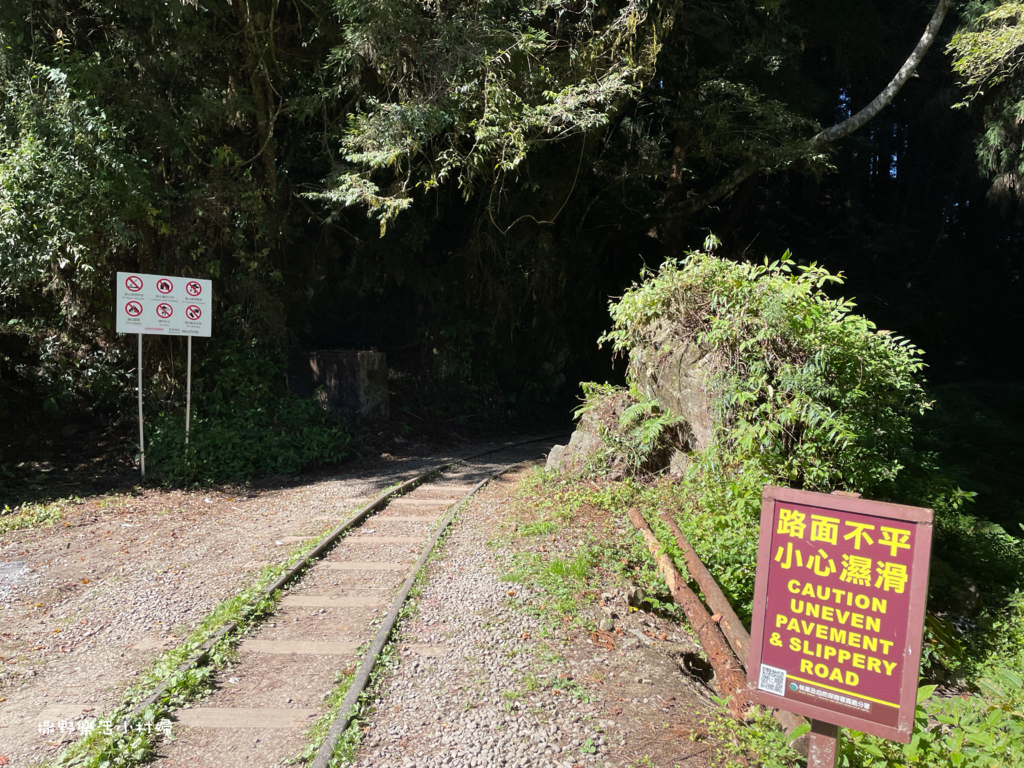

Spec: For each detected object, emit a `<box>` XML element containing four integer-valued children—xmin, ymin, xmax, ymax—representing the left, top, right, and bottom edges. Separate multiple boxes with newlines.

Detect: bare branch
<box><xmin>811</xmin><ymin>0</ymin><xmax>953</xmax><ymax>145</ymax></box>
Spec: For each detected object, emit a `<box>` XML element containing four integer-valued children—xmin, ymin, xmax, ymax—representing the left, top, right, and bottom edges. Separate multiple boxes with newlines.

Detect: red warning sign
<box><xmin>186</xmin><ymin>281</ymin><xmax>203</xmax><ymax>297</ymax></box>
<box><xmin>186</xmin><ymin>305</ymin><xmax>202</xmax><ymax>321</ymax></box>
<box><xmin>156</xmin><ymin>303</ymin><xmax>174</xmax><ymax>319</ymax></box>
<box><xmin>749</xmin><ymin>486</ymin><xmax>933</xmax><ymax>743</ymax></box>
<box><xmin>125</xmin><ymin>275</ymin><xmax>144</xmax><ymax>292</ymax></box>
<box><xmin>156</xmin><ymin>278</ymin><xmax>174</xmax><ymax>294</ymax></box>
<box><xmin>125</xmin><ymin>300</ymin><xmax>143</xmax><ymax>317</ymax></box>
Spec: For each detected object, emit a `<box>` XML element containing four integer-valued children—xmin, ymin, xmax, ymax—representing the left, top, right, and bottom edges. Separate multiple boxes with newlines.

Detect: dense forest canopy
<box><xmin>1</xmin><ymin>0</ymin><xmax>1022</xmax><ymax>423</ymax></box>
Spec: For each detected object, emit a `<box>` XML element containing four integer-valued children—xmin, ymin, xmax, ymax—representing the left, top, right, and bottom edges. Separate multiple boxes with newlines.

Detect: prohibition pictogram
<box><xmin>156</xmin><ymin>303</ymin><xmax>173</xmax><ymax>319</ymax></box>
<box><xmin>186</xmin><ymin>281</ymin><xmax>203</xmax><ymax>297</ymax></box>
<box><xmin>125</xmin><ymin>275</ymin><xmax>144</xmax><ymax>292</ymax></box>
<box><xmin>125</xmin><ymin>300</ymin><xmax>143</xmax><ymax>317</ymax></box>
<box><xmin>156</xmin><ymin>278</ymin><xmax>174</xmax><ymax>294</ymax></box>
<box><xmin>186</xmin><ymin>305</ymin><xmax>202</xmax><ymax>321</ymax></box>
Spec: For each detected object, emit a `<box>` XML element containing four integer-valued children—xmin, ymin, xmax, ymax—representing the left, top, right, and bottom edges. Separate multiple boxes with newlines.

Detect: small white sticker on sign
<box><xmin>116</xmin><ymin>272</ymin><xmax>212</xmax><ymax>337</ymax></box>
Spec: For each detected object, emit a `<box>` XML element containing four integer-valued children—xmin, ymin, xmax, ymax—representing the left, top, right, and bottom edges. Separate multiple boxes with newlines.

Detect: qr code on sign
<box><xmin>758</xmin><ymin>664</ymin><xmax>787</xmax><ymax>695</ymax></box>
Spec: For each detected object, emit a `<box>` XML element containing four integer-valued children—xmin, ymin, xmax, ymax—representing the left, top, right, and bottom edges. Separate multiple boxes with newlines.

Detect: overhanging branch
<box><xmin>681</xmin><ymin>0</ymin><xmax>953</xmax><ymax>217</ymax></box>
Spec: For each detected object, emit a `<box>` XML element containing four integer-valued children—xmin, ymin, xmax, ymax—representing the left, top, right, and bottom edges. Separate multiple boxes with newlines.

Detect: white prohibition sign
<box><xmin>156</xmin><ymin>302</ymin><xmax>174</xmax><ymax>319</ymax></box>
<box><xmin>125</xmin><ymin>275</ymin><xmax>144</xmax><ymax>292</ymax></box>
<box><xmin>156</xmin><ymin>277</ymin><xmax>174</xmax><ymax>294</ymax></box>
<box><xmin>186</xmin><ymin>280</ymin><xmax>203</xmax><ymax>297</ymax></box>
<box><xmin>186</xmin><ymin>305</ymin><xmax>202</xmax><ymax>321</ymax></box>
<box><xmin>125</xmin><ymin>300</ymin><xmax>143</xmax><ymax>317</ymax></box>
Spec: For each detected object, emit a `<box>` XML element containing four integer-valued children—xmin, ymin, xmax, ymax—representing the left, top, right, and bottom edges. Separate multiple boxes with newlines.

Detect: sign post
<box><xmin>747</xmin><ymin>486</ymin><xmax>933</xmax><ymax>766</ymax></box>
<box><xmin>116</xmin><ymin>272</ymin><xmax>213</xmax><ymax>477</ymax></box>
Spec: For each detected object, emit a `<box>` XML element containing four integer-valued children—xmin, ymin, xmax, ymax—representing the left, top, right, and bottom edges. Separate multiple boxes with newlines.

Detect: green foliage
<box><xmin>574</xmin><ymin>383</ymin><xmax>688</xmax><ymax>475</ymax></box>
<box><xmin>0</xmin><ymin>61</ymin><xmax>151</xmax><ymax>313</ymax></box>
<box><xmin>147</xmin><ymin>343</ymin><xmax>350</xmax><ymax>484</ymax></box>
<box><xmin>948</xmin><ymin>2</ymin><xmax>1024</xmax><ymax>213</ymax></box>
<box><xmin>0</xmin><ymin>497</ymin><xmax>68</xmax><ymax>534</ymax></box>
<box><xmin>702</xmin><ymin>705</ymin><xmax>809</xmax><ymax>768</ymax></box>
<box><xmin>839</xmin><ymin>675</ymin><xmax>1024</xmax><ymax>768</ymax></box>
<box><xmin>601</xmin><ymin>249</ymin><xmax>931</xmax><ymax>495</ymax></box>
<box><xmin>313</xmin><ymin>0</ymin><xmax>653</xmax><ymax>229</ymax></box>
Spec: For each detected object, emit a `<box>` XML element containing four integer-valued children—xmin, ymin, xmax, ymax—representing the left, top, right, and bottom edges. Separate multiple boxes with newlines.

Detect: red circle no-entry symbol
<box><xmin>156</xmin><ymin>303</ymin><xmax>173</xmax><ymax>319</ymax></box>
<box><xmin>125</xmin><ymin>301</ymin><xmax>143</xmax><ymax>317</ymax></box>
<box><xmin>125</xmin><ymin>275</ymin><xmax>144</xmax><ymax>292</ymax></box>
<box><xmin>186</xmin><ymin>305</ymin><xmax>202</xmax><ymax>321</ymax></box>
<box><xmin>186</xmin><ymin>281</ymin><xmax>203</xmax><ymax>297</ymax></box>
<box><xmin>156</xmin><ymin>278</ymin><xmax>174</xmax><ymax>294</ymax></box>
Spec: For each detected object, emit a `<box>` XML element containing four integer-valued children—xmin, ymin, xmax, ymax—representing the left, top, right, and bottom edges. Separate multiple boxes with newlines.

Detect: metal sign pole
<box><xmin>137</xmin><ymin>333</ymin><xmax>145</xmax><ymax>480</ymax></box>
<box><xmin>808</xmin><ymin>720</ymin><xmax>839</xmax><ymax>768</ymax></box>
<box><xmin>185</xmin><ymin>335</ymin><xmax>192</xmax><ymax>445</ymax></box>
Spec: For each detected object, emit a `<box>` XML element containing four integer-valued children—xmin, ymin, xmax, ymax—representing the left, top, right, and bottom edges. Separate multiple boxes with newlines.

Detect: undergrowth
<box><xmin>0</xmin><ymin>497</ymin><xmax>73</xmax><ymax>535</ymax></box>
<box><xmin>147</xmin><ymin>341</ymin><xmax>351</xmax><ymax>485</ymax></box>
<box><xmin>538</xmin><ymin>247</ymin><xmax>1024</xmax><ymax>767</ymax></box>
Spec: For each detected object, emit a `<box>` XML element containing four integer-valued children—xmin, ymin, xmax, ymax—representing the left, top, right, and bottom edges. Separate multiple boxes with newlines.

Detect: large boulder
<box><xmin>547</xmin><ymin>326</ymin><xmax>718</xmax><ymax>478</ymax></box>
<box><xmin>545</xmin><ymin>389</ymin><xmax>633</xmax><ymax>476</ymax></box>
<box><xmin>628</xmin><ymin>321</ymin><xmax>716</xmax><ymax>453</ymax></box>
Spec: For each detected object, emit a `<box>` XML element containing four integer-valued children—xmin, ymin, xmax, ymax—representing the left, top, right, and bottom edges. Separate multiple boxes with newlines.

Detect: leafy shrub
<box><xmin>147</xmin><ymin>342</ymin><xmax>350</xmax><ymax>484</ymax></box>
<box><xmin>578</xmin><ymin>247</ymin><xmax>967</xmax><ymax>609</ymax></box>
<box><xmin>599</xmin><ymin>246</ymin><xmax>932</xmax><ymax>496</ymax></box>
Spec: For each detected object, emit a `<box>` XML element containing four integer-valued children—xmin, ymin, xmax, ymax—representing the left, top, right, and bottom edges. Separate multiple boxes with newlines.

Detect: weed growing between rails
<box><xmin>39</xmin><ymin>531</ymin><xmax>332</xmax><ymax>768</ymax></box>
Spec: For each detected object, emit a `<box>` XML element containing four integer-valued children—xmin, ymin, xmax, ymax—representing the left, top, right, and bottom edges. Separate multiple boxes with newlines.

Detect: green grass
<box><xmin>0</xmin><ymin>497</ymin><xmax>72</xmax><ymax>534</ymax></box>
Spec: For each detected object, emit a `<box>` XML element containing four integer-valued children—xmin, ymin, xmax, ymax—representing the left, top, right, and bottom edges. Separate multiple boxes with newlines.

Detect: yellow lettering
<box><xmin>814</xmin><ymin>663</ymin><xmax>829</xmax><ymax>678</ymax></box>
<box><xmin>851</xmin><ymin>613</ymin><xmax>865</xmax><ymax>629</ymax></box>
<box><xmin>787</xmin><ymin>618</ymin><xmax>800</xmax><ymax>632</ymax></box>
<box><xmin>805</xmin><ymin>602</ymin><xmax>820</xmax><ymax>619</ymax></box>
<box><xmin>800</xmin><ymin>659</ymin><xmax>813</xmax><ymax>674</ymax></box>
<box><xmin>821</xmin><ymin>606</ymin><xmax>834</xmax><ymax>622</ymax></box>
<box><xmin>788</xmin><ymin>580</ymin><xmax>802</xmax><ymax>594</ymax></box>
<box><xmin>854</xmin><ymin>594</ymin><xmax>870</xmax><ymax>610</ymax></box>
<box><xmin>829</xmin><ymin>667</ymin><xmax>844</xmax><ymax>682</ymax></box>
<box><xmin>775</xmin><ymin>613</ymin><xmax>789</xmax><ymax>628</ymax></box>
<box><xmin>883</xmin><ymin>661</ymin><xmax>898</xmax><ymax>676</ymax></box>
<box><xmin>853</xmin><ymin>653</ymin><xmax>866</xmax><ymax>669</ymax></box>
<box><xmin>832</xmin><ymin>589</ymin><xmax>846</xmax><ymax>605</ymax></box>
<box><xmin>815</xmin><ymin>624</ymin><xmax>828</xmax><ymax>640</ymax></box>
<box><xmin>802</xmin><ymin>583</ymin><xmax>815</xmax><ymax>597</ymax></box>
<box><xmin>801</xmin><ymin>620</ymin><xmax>815</xmax><ymax>635</ymax></box>
<box><xmin>846</xmin><ymin>671</ymin><xmax>860</xmax><ymax>686</ymax></box>
<box><xmin>838</xmin><ymin>650</ymin><xmax>851</xmax><ymax>665</ymax></box>
<box><xmin>837</xmin><ymin>610</ymin><xmax>850</xmax><ymax>625</ymax></box>
<box><xmin>862</xmin><ymin>636</ymin><xmax>878</xmax><ymax>653</ymax></box>
<box><xmin>871</xmin><ymin>597</ymin><xmax>888</xmax><ymax>614</ymax></box>
<box><xmin>824</xmin><ymin>646</ymin><xmax>837</xmax><ymax>660</ymax></box>
<box><xmin>880</xmin><ymin>640</ymin><xmax>893</xmax><ymax>655</ymax></box>
<box><xmin>866</xmin><ymin>616</ymin><xmax>881</xmax><ymax>633</ymax></box>
<box><xmin>867</xmin><ymin>657</ymin><xmax>881</xmax><ymax>673</ymax></box>
<box><xmin>849</xmin><ymin>632</ymin><xmax>861</xmax><ymax>649</ymax></box>
<box><xmin>829</xmin><ymin>627</ymin><xmax>847</xmax><ymax>645</ymax></box>
<box><xmin>790</xmin><ymin>599</ymin><xmax>805</xmax><ymax>614</ymax></box>
<box><xmin>790</xmin><ymin>636</ymin><xmax>802</xmax><ymax>652</ymax></box>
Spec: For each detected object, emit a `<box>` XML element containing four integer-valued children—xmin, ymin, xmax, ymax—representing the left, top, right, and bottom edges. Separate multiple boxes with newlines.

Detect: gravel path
<box><xmin>0</xmin><ymin>441</ymin><xmax>543</xmax><ymax>766</ymax></box>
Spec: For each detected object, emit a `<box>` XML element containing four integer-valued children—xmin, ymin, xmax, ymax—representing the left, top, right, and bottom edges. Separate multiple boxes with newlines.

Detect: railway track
<box><xmin>26</xmin><ymin>436</ymin><xmax>563</xmax><ymax>768</ymax></box>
